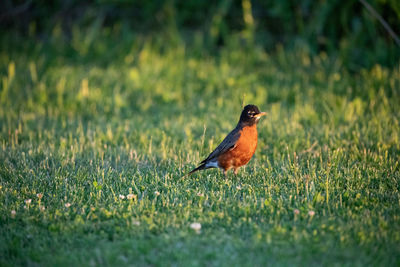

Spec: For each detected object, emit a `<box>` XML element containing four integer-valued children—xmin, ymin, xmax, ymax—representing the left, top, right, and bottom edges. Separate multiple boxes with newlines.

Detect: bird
<box><xmin>187</xmin><ymin>104</ymin><xmax>266</xmax><ymax>176</ymax></box>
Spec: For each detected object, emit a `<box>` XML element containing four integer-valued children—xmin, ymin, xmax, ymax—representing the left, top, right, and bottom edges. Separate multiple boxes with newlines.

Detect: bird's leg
<box><xmin>223</xmin><ymin>170</ymin><xmax>230</xmax><ymax>184</ymax></box>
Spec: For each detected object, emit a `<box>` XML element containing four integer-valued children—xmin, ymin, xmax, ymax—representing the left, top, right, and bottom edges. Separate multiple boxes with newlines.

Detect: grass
<box><xmin>0</xmin><ymin>30</ymin><xmax>400</xmax><ymax>266</ymax></box>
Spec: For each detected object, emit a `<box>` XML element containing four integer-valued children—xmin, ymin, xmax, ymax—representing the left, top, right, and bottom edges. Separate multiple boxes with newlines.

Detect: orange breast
<box><xmin>218</xmin><ymin>125</ymin><xmax>258</xmax><ymax>171</ymax></box>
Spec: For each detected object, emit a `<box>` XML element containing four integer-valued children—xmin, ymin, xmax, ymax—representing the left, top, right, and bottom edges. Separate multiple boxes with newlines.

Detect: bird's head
<box><xmin>239</xmin><ymin>104</ymin><xmax>266</xmax><ymax>126</ymax></box>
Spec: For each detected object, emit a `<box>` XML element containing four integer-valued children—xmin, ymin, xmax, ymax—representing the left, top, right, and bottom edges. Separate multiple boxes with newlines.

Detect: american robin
<box><xmin>188</xmin><ymin>104</ymin><xmax>266</xmax><ymax>176</ymax></box>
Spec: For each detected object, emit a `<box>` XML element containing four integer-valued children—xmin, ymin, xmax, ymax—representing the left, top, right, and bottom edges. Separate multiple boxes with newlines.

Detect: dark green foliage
<box><xmin>1</xmin><ymin>0</ymin><xmax>399</xmax><ymax>68</ymax></box>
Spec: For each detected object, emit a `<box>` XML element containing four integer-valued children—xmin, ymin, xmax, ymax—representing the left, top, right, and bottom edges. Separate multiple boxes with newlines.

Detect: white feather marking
<box><xmin>205</xmin><ymin>161</ymin><xmax>219</xmax><ymax>168</ymax></box>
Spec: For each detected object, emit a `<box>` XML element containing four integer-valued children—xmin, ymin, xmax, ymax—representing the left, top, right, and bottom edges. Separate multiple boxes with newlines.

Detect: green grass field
<box><xmin>1</xmin><ymin>32</ymin><xmax>400</xmax><ymax>266</ymax></box>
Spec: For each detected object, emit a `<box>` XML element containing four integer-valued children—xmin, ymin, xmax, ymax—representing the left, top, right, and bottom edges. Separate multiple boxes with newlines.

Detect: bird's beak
<box><xmin>255</xmin><ymin>112</ymin><xmax>267</xmax><ymax>118</ymax></box>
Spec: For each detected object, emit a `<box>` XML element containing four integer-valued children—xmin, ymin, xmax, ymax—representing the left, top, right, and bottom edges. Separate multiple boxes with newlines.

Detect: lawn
<box><xmin>0</xmin><ymin>31</ymin><xmax>399</xmax><ymax>266</ymax></box>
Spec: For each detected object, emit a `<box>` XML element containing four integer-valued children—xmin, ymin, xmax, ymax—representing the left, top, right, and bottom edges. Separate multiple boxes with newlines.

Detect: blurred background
<box><xmin>1</xmin><ymin>0</ymin><xmax>399</xmax><ymax>70</ymax></box>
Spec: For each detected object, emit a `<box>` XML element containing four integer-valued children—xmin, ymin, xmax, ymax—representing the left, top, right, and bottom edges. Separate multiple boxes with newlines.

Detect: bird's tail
<box><xmin>181</xmin><ymin>163</ymin><xmax>206</xmax><ymax>178</ymax></box>
<box><xmin>188</xmin><ymin>163</ymin><xmax>206</xmax><ymax>175</ymax></box>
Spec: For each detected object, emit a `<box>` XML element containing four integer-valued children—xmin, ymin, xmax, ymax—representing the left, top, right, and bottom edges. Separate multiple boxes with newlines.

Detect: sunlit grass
<box><xmin>0</xmin><ymin>31</ymin><xmax>399</xmax><ymax>265</ymax></box>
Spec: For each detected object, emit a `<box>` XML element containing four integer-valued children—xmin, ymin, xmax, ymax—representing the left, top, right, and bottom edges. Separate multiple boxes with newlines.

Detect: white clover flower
<box><xmin>65</xmin><ymin>203</ymin><xmax>71</xmax><ymax>208</ymax></box>
<box><xmin>11</xmin><ymin>210</ymin><xmax>16</xmax><ymax>217</ymax></box>
<box><xmin>308</xmin><ymin>210</ymin><xmax>315</xmax><ymax>217</ymax></box>
<box><xmin>25</xmin><ymin>199</ymin><xmax>32</xmax><ymax>205</ymax></box>
<box><xmin>37</xmin><ymin>193</ymin><xmax>43</xmax><ymax>199</ymax></box>
<box><xmin>154</xmin><ymin>191</ymin><xmax>160</xmax><ymax>196</ymax></box>
<box><xmin>236</xmin><ymin>185</ymin><xmax>242</xmax><ymax>190</ymax></box>
<box><xmin>119</xmin><ymin>194</ymin><xmax>126</xmax><ymax>200</ymax></box>
<box><xmin>196</xmin><ymin>192</ymin><xmax>204</xmax><ymax>197</ymax></box>
<box><xmin>190</xmin><ymin>222</ymin><xmax>202</xmax><ymax>233</ymax></box>
<box><xmin>293</xmin><ymin>209</ymin><xmax>300</xmax><ymax>215</ymax></box>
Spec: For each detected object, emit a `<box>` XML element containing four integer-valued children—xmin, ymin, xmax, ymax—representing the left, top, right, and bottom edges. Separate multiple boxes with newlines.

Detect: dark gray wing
<box><xmin>201</xmin><ymin>126</ymin><xmax>241</xmax><ymax>163</ymax></box>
